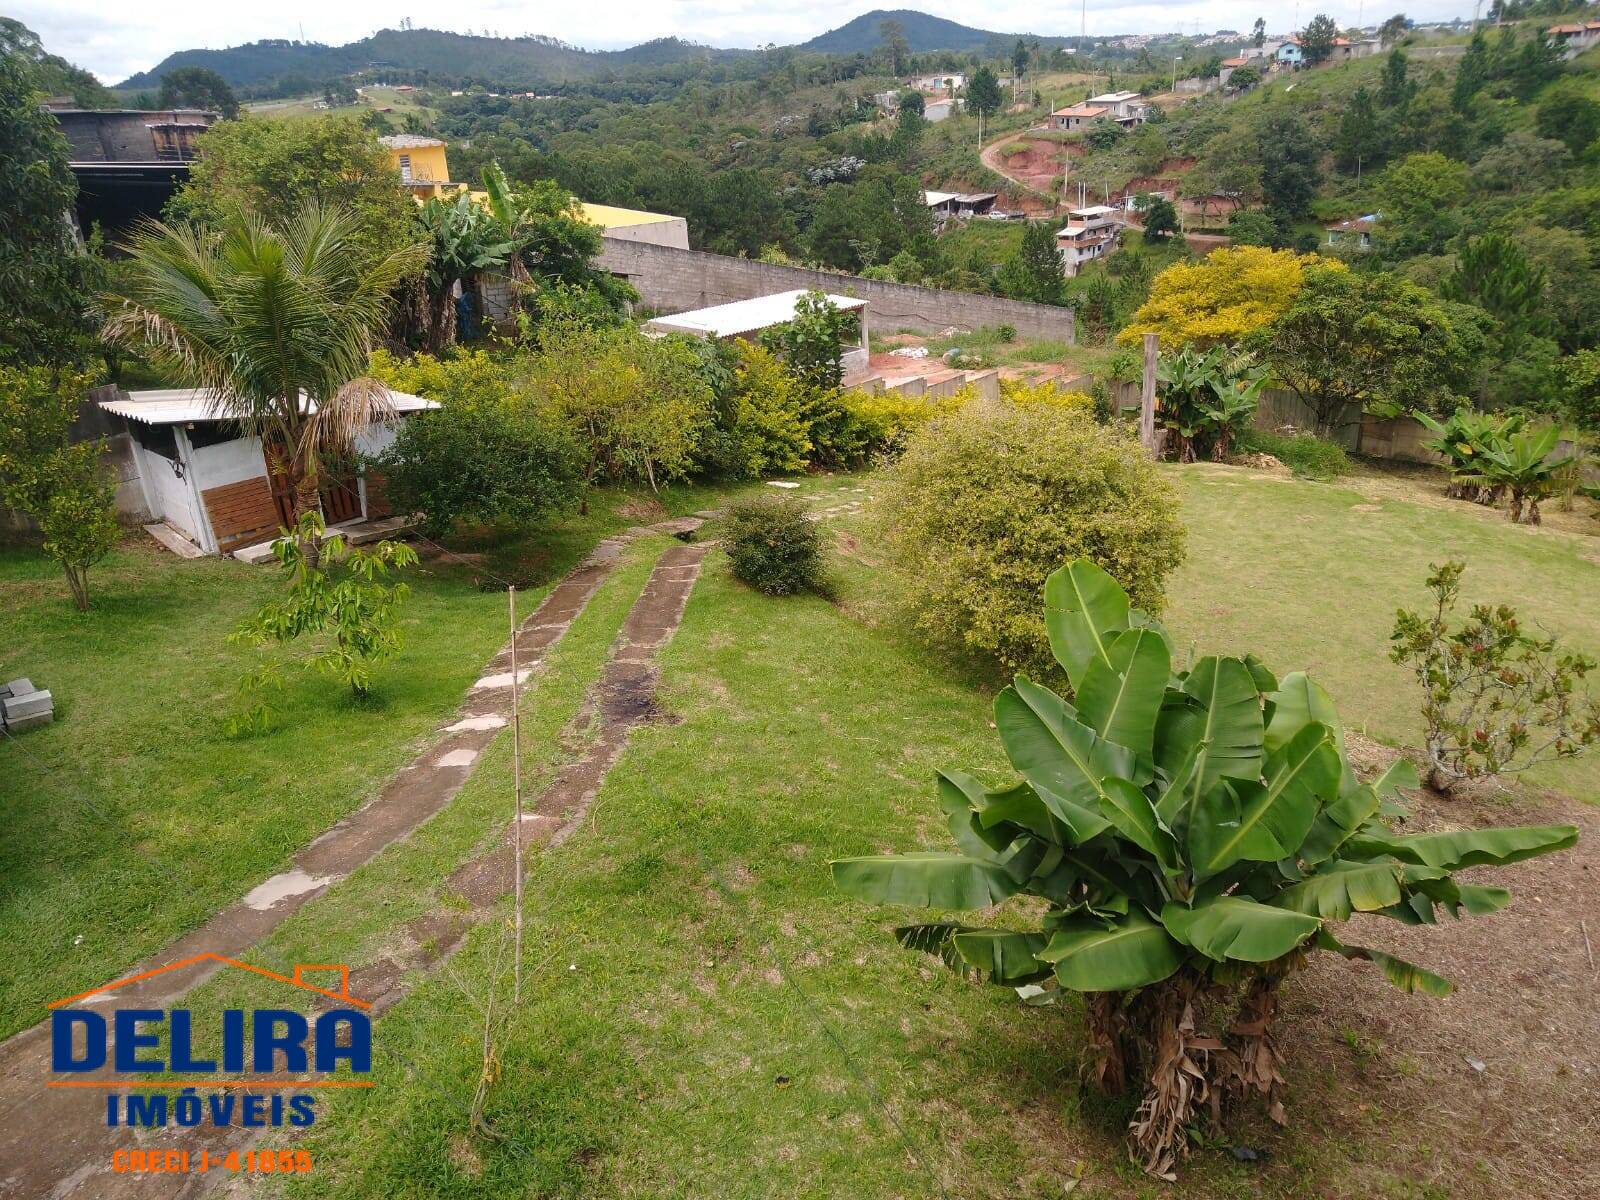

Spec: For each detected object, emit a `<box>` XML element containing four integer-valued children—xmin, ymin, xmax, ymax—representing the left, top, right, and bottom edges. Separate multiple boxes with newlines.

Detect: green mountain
<box><xmin>800</xmin><ymin>8</ymin><xmax>1071</xmax><ymax>55</ymax></box>
<box><xmin>117</xmin><ymin>28</ymin><xmax>731</xmax><ymax>90</ymax></box>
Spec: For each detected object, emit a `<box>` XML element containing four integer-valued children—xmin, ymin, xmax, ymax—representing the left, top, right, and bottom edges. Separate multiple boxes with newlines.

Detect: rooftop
<box><xmin>923</xmin><ymin>190</ymin><xmax>998</xmax><ymax>206</ymax></box>
<box><xmin>1087</xmin><ymin>90</ymin><xmax>1141</xmax><ymax>103</ymax></box>
<box><xmin>1052</xmin><ymin>103</ymin><xmax>1109</xmax><ymax>117</ymax></box>
<box><xmin>101</xmin><ymin>389</ymin><xmax>438</xmax><ymax>426</ymax></box>
<box><xmin>377</xmin><ymin>134</ymin><xmax>445</xmax><ymax>149</ymax></box>
<box><xmin>643</xmin><ymin>290</ymin><xmax>867</xmax><ymax>340</ymax></box>
<box><xmin>578</xmin><ymin>202</ymin><xmax>682</xmax><ymax>229</ymax></box>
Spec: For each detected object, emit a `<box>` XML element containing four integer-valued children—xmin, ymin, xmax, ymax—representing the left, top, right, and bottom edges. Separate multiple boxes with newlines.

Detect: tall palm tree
<box><xmin>104</xmin><ymin>202</ymin><xmax>425</xmax><ymax>555</ymax></box>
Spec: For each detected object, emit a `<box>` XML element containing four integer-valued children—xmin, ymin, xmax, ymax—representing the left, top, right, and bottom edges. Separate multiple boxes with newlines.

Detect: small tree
<box><xmin>1391</xmin><ymin>561</ymin><xmax>1599</xmax><ymax>792</ymax></box>
<box><xmin>1300</xmin><ymin>14</ymin><xmax>1340</xmax><ymax>65</ymax></box>
<box><xmin>966</xmin><ymin>65</ymin><xmax>1003</xmax><ymax>141</ymax></box>
<box><xmin>156</xmin><ymin>66</ymin><xmax>239</xmax><ymax>118</ymax></box>
<box><xmin>758</xmin><ymin>291</ymin><xmax>854</xmax><ymax>390</ymax></box>
<box><xmin>1135</xmin><ymin>193</ymin><xmax>1180</xmax><ymax>241</ymax></box>
<box><xmin>229</xmin><ymin>512</ymin><xmax>418</xmax><ymax>725</ymax></box>
<box><xmin>0</xmin><ymin>366</ymin><xmax>118</xmax><ymax>610</ymax></box>
<box><xmin>1001</xmin><ymin>221</ymin><xmax>1066</xmax><ymax>304</ymax></box>
<box><xmin>725</xmin><ymin>496</ymin><xmax>827</xmax><ymax>597</ymax></box>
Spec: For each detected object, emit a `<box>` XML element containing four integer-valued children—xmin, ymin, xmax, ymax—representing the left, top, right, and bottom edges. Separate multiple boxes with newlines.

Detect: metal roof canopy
<box><xmin>100</xmin><ymin>388</ymin><xmax>439</xmax><ymax>426</ymax></box>
<box><xmin>643</xmin><ymin>290</ymin><xmax>867</xmax><ymax>340</ymax></box>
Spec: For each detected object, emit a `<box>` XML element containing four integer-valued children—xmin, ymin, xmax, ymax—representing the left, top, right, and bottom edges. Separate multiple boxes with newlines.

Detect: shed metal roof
<box><xmin>100</xmin><ymin>388</ymin><xmax>439</xmax><ymax>426</ymax></box>
<box><xmin>642</xmin><ymin>290</ymin><xmax>866</xmax><ymax>340</ymax></box>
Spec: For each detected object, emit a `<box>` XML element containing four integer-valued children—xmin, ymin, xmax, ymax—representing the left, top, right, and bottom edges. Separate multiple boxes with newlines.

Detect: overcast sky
<box><xmin>19</xmin><ymin>1</ymin><xmax>1472</xmax><ymax>84</ymax></box>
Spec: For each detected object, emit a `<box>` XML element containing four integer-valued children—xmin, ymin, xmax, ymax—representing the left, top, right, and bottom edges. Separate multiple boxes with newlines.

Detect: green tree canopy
<box><xmin>1300</xmin><ymin>14</ymin><xmax>1340</xmax><ymax>64</ymax></box>
<box><xmin>157</xmin><ymin>66</ymin><xmax>239</xmax><ymax>118</ymax></box>
<box><xmin>1375</xmin><ymin>151</ymin><xmax>1468</xmax><ymax>256</ymax></box>
<box><xmin>1256</xmin><ymin>109</ymin><xmax>1322</xmax><ymax>218</ymax></box>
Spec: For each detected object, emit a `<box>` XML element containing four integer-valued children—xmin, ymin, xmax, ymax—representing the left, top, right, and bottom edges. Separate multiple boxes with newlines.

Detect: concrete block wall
<box><xmin>599</xmin><ymin>238</ymin><xmax>1075</xmax><ymax>344</ymax></box>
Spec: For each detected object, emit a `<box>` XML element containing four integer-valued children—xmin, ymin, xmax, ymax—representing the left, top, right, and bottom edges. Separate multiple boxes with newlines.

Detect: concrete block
<box><xmin>3</xmin><ymin>689</ymin><xmax>53</xmax><ymax>722</ymax></box>
<box><xmin>4</xmin><ymin>711</ymin><xmax>53</xmax><ymax>732</ymax></box>
<box><xmin>2</xmin><ymin>678</ymin><xmax>34</xmax><ymax>698</ymax></box>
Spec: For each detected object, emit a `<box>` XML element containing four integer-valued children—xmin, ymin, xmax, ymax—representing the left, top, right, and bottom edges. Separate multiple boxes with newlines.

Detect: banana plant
<box><xmin>1463</xmin><ymin>425</ymin><xmax>1572</xmax><ymax>525</ymax></box>
<box><xmin>1415</xmin><ymin>407</ymin><xmax>1526</xmax><ymax>504</ymax></box>
<box><xmin>833</xmin><ymin>559</ymin><xmax>1576</xmax><ymax>1179</ymax></box>
<box><xmin>1156</xmin><ymin>346</ymin><xmax>1264</xmax><ymax>463</ymax></box>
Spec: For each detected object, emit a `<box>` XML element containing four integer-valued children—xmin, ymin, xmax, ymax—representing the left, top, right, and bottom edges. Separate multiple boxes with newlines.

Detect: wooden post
<box><xmin>508</xmin><ymin>586</ymin><xmax>523</xmax><ymax>1004</ymax></box>
<box><xmin>1140</xmin><ymin>332</ymin><xmax>1159</xmax><ymax>456</ymax></box>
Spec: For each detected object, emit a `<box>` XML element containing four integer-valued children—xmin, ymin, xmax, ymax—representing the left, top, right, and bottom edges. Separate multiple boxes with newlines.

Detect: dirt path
<box><xmin>0</xmin><ymin>521</ymin><xmax>708</xmax><ymax>1199</ymax></box>
<box><xmin>978</xmin><ymin>131</ymin><xmax>1060</xmax><ymax>208</ymax></box>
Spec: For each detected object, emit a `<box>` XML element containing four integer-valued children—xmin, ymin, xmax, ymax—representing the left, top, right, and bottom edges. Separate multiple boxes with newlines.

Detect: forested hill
<box><xmin>800</xmin><ymin>8</ymin><xmax>1070</xmax><ymax>54</ymax></box>
<box><xmin>117</xmin><ymin>29</ymin><xmax>733</xmax><ymax>90</ymax></box>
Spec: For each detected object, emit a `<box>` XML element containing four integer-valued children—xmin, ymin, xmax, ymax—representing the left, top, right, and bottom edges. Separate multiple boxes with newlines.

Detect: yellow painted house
<box><xmin>379</xmin><ymin>135</ymin><xmax>689</xmax><ymax>248</ymax></box>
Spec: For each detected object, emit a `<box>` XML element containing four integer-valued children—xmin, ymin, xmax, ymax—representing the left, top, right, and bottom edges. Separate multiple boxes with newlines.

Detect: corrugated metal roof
<box><xmin>100</xmin><ymin>388</ymin><xmax>439</xmax><ymax>426</ymax></box>
<box><xmin>642</xmin><ymin>291</ymin><xmax>867</xmax><ymax>340</ymax></box>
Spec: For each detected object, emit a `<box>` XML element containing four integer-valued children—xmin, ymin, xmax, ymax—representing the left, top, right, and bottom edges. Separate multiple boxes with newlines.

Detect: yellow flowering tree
<box><xmin>1117</xmin><ymin>246</ymin><xmax>1344</xmax><ymax>350</ymax></box>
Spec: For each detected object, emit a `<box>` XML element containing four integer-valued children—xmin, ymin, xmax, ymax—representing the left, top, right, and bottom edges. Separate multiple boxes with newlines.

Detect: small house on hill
<box><xmin>1051</xmin><ymin>102</ymin><xmax>1109</xmax><ymax>131</ymax></box>
<box><xmin>1548</xmin><ymin>20</ymin><xmax>1600</xmax><ymax>57</ymax></box>
<box><xmin>1084</xmin><ymin>91</ymin><xmax>1151</xmax><ymax>127</ymax></box>
<box><xmin>923</xmin><ymin>190</ymin><xmax>998</xmax><ymax>222</ymax></box>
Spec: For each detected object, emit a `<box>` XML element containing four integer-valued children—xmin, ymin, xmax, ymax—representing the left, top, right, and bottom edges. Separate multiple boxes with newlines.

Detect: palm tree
<box><xmin>105</xmin><ymin>202</ymin><xmax>425</xmax><ymax>559</ymax></box>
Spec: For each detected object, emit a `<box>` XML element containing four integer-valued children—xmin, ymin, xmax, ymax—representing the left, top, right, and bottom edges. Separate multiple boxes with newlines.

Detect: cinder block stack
<box><xmin>0</xmin><ymin>677</ymin><xmax>53</xmax><ymax>733</ymax></box>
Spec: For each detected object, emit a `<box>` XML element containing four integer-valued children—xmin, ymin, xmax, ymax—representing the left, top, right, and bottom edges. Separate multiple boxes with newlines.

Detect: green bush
<box><xmin>377</xmin><ymin>401</ymin><xmax>584</xmax><ymax>537</ymax></box>
<box><xmin>880</xmin><ymin>401</ymin><xmax>1186</xmax><ymax>678</ymax></box>
<box><xmin>725</xmin><ymin>496</ymin><xmax>828</xmax><ymax>597</ymax></box>
<box><xmin>722</xmin><ymin>343</ymin><xmax>812</xmax><ymax>478</ymax></box>
<box><xmin>1238</xmin><ymin>428</ymin><xmax>1350</xmax><ymax>479</ymax></box>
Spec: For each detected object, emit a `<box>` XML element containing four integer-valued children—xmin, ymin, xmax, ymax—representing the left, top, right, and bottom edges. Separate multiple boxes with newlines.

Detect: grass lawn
<box><xmin>0</xmin><ymin>479</ymin><xmax>774</xmax><ymax>1039</ymax></box>
<box><xmin>8</xmin><ymin>464</ymin><xmax>1596</xmax><ymax>1196</ymax></box>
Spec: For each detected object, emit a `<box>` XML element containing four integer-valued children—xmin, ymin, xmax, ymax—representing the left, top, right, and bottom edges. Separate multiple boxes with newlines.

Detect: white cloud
<box><xmin>13</xmin><ymin>1</ymin><xmax>1469</xmax><ymax>84</ymax></box>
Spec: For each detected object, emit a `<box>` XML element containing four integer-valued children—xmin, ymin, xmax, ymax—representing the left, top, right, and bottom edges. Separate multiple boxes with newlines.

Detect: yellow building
<box><xmin>378</xmin><ymin>134</ymin><xmax>687</xmax><ymax>248</ymax></box>
<box><xmin>377</xmin><ymin>134</ymin><xmax>458</xmax><ymax>199</ymax></box>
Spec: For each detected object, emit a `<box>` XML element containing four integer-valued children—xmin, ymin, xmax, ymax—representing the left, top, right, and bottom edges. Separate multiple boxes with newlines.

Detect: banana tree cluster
<box><xmin>1155</xmin><ymin>346</ymin><xmax>1267</xmax><ymax>464</ymax></box>
<box><xmin>1416</xmin><ymin>407</ymin><xmax>1572</xmax><ymax>523</ymax></box>
<box><xmin>832</xmin><ymin>560</ymin><xmax>1577</xmax><ymax>1178</ymax></box>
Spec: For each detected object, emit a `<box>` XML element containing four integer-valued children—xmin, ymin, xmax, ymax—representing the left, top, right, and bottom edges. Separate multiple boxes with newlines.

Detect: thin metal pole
<box><xmin>508</xmin><ymin>585</ymin><xmax>524</xmax><ymax>1003</ymax></box>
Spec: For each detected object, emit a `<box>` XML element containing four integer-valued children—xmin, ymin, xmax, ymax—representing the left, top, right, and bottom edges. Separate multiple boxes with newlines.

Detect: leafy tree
<box><xmin>230</xmin><ymin>512</ymin><xmax>418</xmax><ymax>718</ymax></box>
<box><xmin>1536</xmin><ymin>86</ymin><xmax>1600</xmax><ymax>158</ymax></box>
<box><xmin>1185</xmin><ymin>125</ymin><xmax>1262</xmax><ymax>217</ymax></box>
<box><xmin>1156</xmin><ymin>346</ymin><xmax>1267</xmax><ymax>461</ymax></box>
<box><xmin>1452</xmin><ymin>30</ymin><xmax>1491</xmax><ymax>112</ymax></box>
<box><xmin>0</xmin><ymin>17</ymin><xmax>112</xmax><ymax>107</ymax></box>
<box><xmin>480</xmin><ymin>168</ymin><xmax>635</xmax><ymax>315</ymax></box>
<box><xmin>1393</xmin><ymin>561</ymin><xmax>1599</xmax><ymax>788</ymax></box>
<box><xmin>834</xmin><ymin>556</ymin><xmax>1576</xmax><ymax>1178</ymax></box>
<box><xmin>1379</xmin><ymin>13</ymin><xmax>1410</xmax><ymax>44</ymax></box>
<box><xmin>1471</xmin><ymin>131</ymin><xmax>1567</xmax><ymax>195</ymax></box>
<box><xmin>878</xmin><ymin>19</ymin><xmax>909</xmax><ymax>75</ymax></box>
<box><xmin>1226</xmin><ymin>64</ymin><xmax>1261</xmax><ymax>91</ymax></box>
<box><xmin>1135</xmin><ymin>193</ymin><xmax>1180</xmax><ymax>241</ymax></box>
<box><xmin>1375</xmin><ymin>151</ymin><xmax>1468</xmax><ymax>256</ymax></box>
<box><xmin>0</xmin><ymin>51</ymin><xmax>95</xmax><ymax>366</ymax></box>
<box><xmin>169</xmin><ymin>117</ymin><xmax>418</xmax><ymax>275</ymax></box>
<box><xmin>1557</xmin><ymin>349</ymin><xmax>1600</xmax><ymax>435</ymax></box>
<box><xmin>0</xmin><ymin>367</ymin><xmax>118</xmax><ymax>610</ymax></box>
<box><xmin>759</xmin><ymin>291</ymin><xmax>855</xmax><ymax>390</ymax></box>
<box><xmin>1441</xmin><ymin>232</ymin><xmax>1549</xmax><ymax>356</ymax></box>
<box><xmin>157</xmin><ymin>66</ymin><xmax>239</xmax><ymax>118</ymax></box>
<box><xmin>1224</xmin><ymin>209</ymin><xmax>1279</xmax><ymax>247</ymax></box>
<box><xmin>966</xmin><ymin>64</ymin><xmax>1003</xmax><ymax>137</ymax></box>
<box><xmin>898</xmin><ymin>89</ymin><xmax>924</xmax><ymax>116</ymax></box>
<box><xmin>1300</xmin><ymin>14</ymin><xmax>1340</xmax><ymax>65</ymax></box>
<box><xmin>1255</xmin><ymin>265</ymin><xmax>1489</xmax><ymax>435</ymax></box>
<box><xmin>1506</xmin><ymin>30</ymin><xmax>1564</xmax><ymax>102</ymax></box>
<box><xmin>1334</xmin><ymin>86</ymin><xmax>1384</xmax><ymax>174</ymax></box>
<box><xmin>107</xmin><ymin>203</ymin><xmax>426</xmax><ymax>561</ymax></box>
<box><xmin>1378</xmin><ymin>48</ymin><xmax>1413</xmax><ymax>107</ymax></box>
<box><xmin>1084</xmin><ymin>117</ymin><xmax>1126</xmax><ymax>150</ymax></box>
<box><xmin>1511</xmin><ymin>224</ymin><xmax>1600</xmax><ymax>353</ymax></box>
<box><xmin>1000</xmin><ymin>221</ymin><xmax>1066</xmax><ymax>304</ymax></box>
<box><xmin>1256</xmin><ymin>109</ymin><xmax>1321</xmax><ymax>218</ymax></box>
<box><xmin>704</xmin><ymin>168</ymin><xmax>795</xmax><ymax>258</ymax></box>
<box><xmin>1252</xmin><ymin>17</ymin><xmax>1267</xmax><ymax>46</ymax></box>
<box><xmin>1120</xmin><ymin>246</ymin><xmax>1336</xmax><ymax>350</ymax></box>
<box><xmin>324</xmin><ymin>79</ymin><xmax>358</xmax><ymax>107</ymax></box>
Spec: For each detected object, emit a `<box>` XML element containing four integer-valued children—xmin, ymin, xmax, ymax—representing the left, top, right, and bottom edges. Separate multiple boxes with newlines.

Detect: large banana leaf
<box><xmin>1075</xmin><ymin>627</ymin><xmax>1171</xmax><ymax>759</ymax></box>
<box><xmin>1038</xmin><ymin>910</ymin><xmax>1183</xmax><ymax>991</ymax></box>
<box><xmin>1034</xmin><ymin>785</ymin><xmax>1114</xmax><ymax>845</ymax></box>
<box><xmin>1273</xmin><ymin>861</ymin><xmax>1405</xmax><ymax>919</ymax></box>
<box><xmin>995</xmin><ymin>676</ymin><xmax>1134</xmax><ymax>817</ymax></box>
<box><xmin>1299</xmin><ymin>784</ymin><xmax>1380</xmax><ymax>865</ymax></box>
<box><xmin>832</xmin><ymin>853</ymin><xmax>1021</xmax><ymax>909</ymax></box>
<box><xmin>936</xmin><ymin>769</ymin><xmax>1011</xmax><ymax>857</ymax></box>
<box><xmin>976</xmin><ymin>780</ymin><xmax>1059</xmax><ymax>842</ymax></box>
<box><xmin>952</xmin><ymin>929</ymin><xmax>1053</xmax><ymax>983</ymax></box>
<box><xmin>1345</xmin><ymin>824</ymin><xmax>1579</xmax><ymax>870</ymax></box>
<box><xmin>1161</xmin><ymin>895</ymin><xmax>1321</xmax><ymax>962</ymax></box>
<box><xmin>1182</xmin><ymin>656</ymin><xmax>1265</xmax><ymax>788</ymax></box>
<box><xmin>1316</xmin><ymin>930</ymin><xmax>1452</xmax><ymax>996</ymax></box>
<box><xmin>1099</xmin><ymin>777</ymin><xmax>1180</xmax><ymax>870</ymax></box>
<box><xmin>1154</xmin><ymin>739</ymin><xmax>1204</xmax><ymax>826</ymax></box>
<box><xmin>1267</xmin><ymin>670</ymin><xmax>1357</xmax><ymax>794</ymax></box>
<box><xmin>1043</xmin><ymin>560</ymin><xmax>1130</xmax><ymax>689</ymax></box>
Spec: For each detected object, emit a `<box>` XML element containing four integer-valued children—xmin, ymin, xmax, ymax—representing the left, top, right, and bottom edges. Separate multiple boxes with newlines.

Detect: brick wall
<box><xmin>201</xmin><ymin>476</ymin><xmax>280</xmax><ymax>554</ymax></box>
<box><xmin>598</xmin><ymin>238</ymin><xmax>1076</xmax><ymax>343</ymax></box>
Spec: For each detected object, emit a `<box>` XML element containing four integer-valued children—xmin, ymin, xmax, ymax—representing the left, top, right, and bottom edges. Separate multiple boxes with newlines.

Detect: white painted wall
<box><xmin>601</xmin><ymin>218</ymin><xmax>690</xmax><ymax>250</ymax></box>
<box><xmin>190</xmin><ymin>435</ymin><xmax>270</xmax><ymax>492</ymax></box>
<box><xmin>135</xmin><ymin>438</ymin><xmax>205</xmax><ymax>545</ymax></box>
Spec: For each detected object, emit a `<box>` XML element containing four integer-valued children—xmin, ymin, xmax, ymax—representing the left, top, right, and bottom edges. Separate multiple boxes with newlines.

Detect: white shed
<box><xmin>642</xmin><ymin>290</ymin><xmax>870</xmax><ymax>377</ymax></box>
<box><xmin>99</xmin><ymin>388</ymin><xmax>437</xmax><ymax>556</ymax></box>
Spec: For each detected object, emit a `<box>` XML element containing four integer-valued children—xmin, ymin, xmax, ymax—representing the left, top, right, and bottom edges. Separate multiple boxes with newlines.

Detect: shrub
<box><xmin>1391</xmin><ymin>560</ymin><xmax>1600</xmax><ymax>791</ymax></box>
<box><xmin>1236</xmin><ymin>428</ymin><xmax>1350</xmax><ymax>479</ymax></box>
<box><xmin>725</xmin><ymin>496</ymin><xmax>827</xmax><ymax>596</ymax></box>
<box><xmin>377</xmin><ymin>400</ymin><xmax>584</xmax><ymax>537</ymax></box>
<box><xmin>722</xmin><ymin>343</ymin><xmax>812</xmax><ymax>478</ymax></box>
<box><xmin>880</xmin><ymin>401</ymin><xmax>1186</xmax><ymax>679</ymax></box>
<box><xmin>999</xmin><ymin>379</ymin><xmax>1095</xmax><ymax>414</ymax></box>
<box><xmin>369</xmin><ymin>347</ymin><xmax>511</xmax><ymax>407</ymax></box>
<box><xmin>834</xmin><ymin>558</ymin><xmax>1578</xmax><ymax>1179</ymax></box>
<box><xmin>810</xmin><ymin>388</ymin><xmax>963</xmax><ymax>467</ymax></box>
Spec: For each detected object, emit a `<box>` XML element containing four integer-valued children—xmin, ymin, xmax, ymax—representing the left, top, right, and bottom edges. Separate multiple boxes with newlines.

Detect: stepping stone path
<box><xmin>0</xmin><ymin>515</ymin><xmax>716</xmax><ymax>1199</ymax></box>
